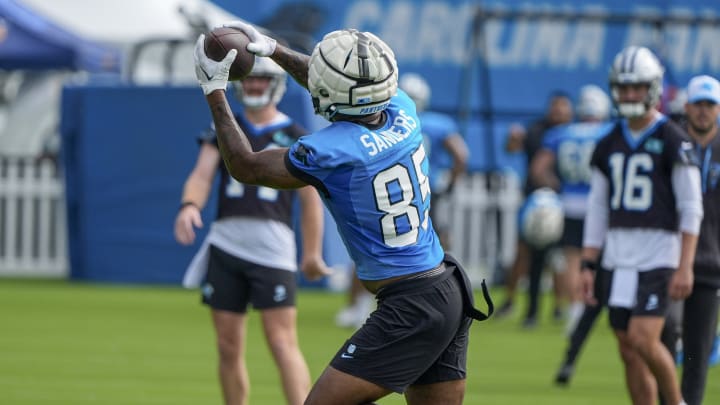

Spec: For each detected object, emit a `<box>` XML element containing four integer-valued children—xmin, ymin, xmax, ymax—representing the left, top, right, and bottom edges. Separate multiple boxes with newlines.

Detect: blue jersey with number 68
<box><xmin>542</xmin><ymin>121</ymin><xmax>614</xmax><ymax>219</ymax></box>
<box><xmin>285</xmin><ymin>90</ymin><xmax>444</xmax><ymax>281</ymax></box>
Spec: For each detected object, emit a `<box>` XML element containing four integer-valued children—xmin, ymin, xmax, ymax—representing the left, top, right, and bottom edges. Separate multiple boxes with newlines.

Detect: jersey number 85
<box><xmin>373</xmin><ymin>144</ymin><xmax>431</xmax><ymax>247</ymax></box>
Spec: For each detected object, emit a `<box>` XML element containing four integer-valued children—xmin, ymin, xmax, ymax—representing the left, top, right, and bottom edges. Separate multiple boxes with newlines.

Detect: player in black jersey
<box><xmin>174</xmin><ymin>57</ymin><xmax>330</xmax><ymax>405</ymax></box>
<box><xmin>660</xmin><ymin>75</ymin><xmax>720</xmax><ymax>405</ymax></box>
<box><xmin>580</xmin><ymin>46</ymin><xmax>703</xmax><ymax>405</ymax></box>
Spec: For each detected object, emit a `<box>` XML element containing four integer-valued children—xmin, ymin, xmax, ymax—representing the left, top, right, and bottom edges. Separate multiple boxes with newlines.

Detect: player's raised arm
<box><xmin>192</xmin><ymin>35</ymin><xmax>306</xmax><ymax>189</ymax></box>
<box><xmin>223</xmin><ymin>20</ymin><xmax>311</xmax><ymax>89</ymax></box>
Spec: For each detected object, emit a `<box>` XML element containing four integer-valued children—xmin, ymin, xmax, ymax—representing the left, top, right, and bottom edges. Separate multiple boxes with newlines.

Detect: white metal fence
<box><xmin>446</xmin><ymin>172</ymin><xmax>522</xmax><ymax>285</ymax></box>
<box><xmin>0</xmin><ymin>156</ymin><xmax>67</xmax><ymax>277</ymax></box>
<box><xmin>0</xmin><ymin>156</ymin><xmax>520</xmax><ymax>284</ymax></box>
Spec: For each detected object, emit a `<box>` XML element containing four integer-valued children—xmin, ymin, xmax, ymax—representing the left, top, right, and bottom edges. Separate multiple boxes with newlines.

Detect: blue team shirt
<box><xmin>285</xmin><ymin>90</ymin><xmax>444</xmax><ymax>280</ymax></box>
<box><xmin>542</xmin><ymin>121</ymin><xmax>614</xmax><ymax>201</ymax></box>
<box><xmin>419</xmin><ymin>111</ymin><xmax>459</xmax><ymax>191</ymax></box>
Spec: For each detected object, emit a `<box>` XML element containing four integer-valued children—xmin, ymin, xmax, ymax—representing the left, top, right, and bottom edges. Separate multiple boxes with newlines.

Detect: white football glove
<box><xmin>222</xmin><ymin>20</ymin><xmax>277</xmax><ymax>56</ymax></box>
<box><xmin>193</xmin><ymin>34</ymin><xmax>237</xmax><ymax>95</ymax></box>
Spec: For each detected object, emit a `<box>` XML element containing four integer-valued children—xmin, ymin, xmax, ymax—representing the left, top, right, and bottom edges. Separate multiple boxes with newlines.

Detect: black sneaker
<box><xmin>555</xmin><ymin>363</ymin><xmax>574</xmax><ymax>386</ymax></box>
<box><xmin>496</xmin><ymin>301</ymin><xmax>514</xmax><ymax>318</ymax></box>
<box><xmin>522</xmin><ymin>316</ymin><xmax>537</xmax><ymax>329</ymax></box>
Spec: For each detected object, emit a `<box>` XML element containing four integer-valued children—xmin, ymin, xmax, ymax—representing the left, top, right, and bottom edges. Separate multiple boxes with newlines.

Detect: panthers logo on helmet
<box><xmin>519</xmin><ymin>188</ymin><xmax>564</xmax><ymax>249</ymax></box>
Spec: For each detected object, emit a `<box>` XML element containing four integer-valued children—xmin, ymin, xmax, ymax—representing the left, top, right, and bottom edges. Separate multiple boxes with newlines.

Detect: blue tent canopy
<box><xmin>0</xmin><ymin>0</ymin><xmax>121</xmax><ymax>72</ymax></box>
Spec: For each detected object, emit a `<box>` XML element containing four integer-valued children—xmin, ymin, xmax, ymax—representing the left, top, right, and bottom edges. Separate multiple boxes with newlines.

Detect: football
<box><xmin>204</xmin><ymin>27</ymin><xmax>255</xmax><ymax>81</ymax></box>
<box><xmin>519</xmin><ymin>188</ymin><xmax>564</xmax><ymax>249</ymax></box>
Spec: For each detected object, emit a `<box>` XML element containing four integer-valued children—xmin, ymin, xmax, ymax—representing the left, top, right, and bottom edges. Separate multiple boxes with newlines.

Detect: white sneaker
<box><xmin>565</xmin><ymin>302</ymin><xmax>584</xmax><ymax>337</ymax></box>
<box><xmin>354</xmin><ymin>292</ymin><xmax>375</xmax><ymax>327</ymax></box>
<box><xmin>334</xmin><ymin>293</ymin><xmax>375</xmax><ymax>329</ymax></box>
<box><xmin>335</xmin><ymin>306</ymin><xmax>360</xmax><ymax>328</ymax></box>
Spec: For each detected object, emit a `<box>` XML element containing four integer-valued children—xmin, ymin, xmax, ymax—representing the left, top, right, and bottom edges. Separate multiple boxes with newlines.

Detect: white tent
<box><xmin>20</xmin><ymin>0</ymin><xmax>241</xmax><ymax>83</ymax></box>
<box><xmin>1</xmin><ymin>0</ymin><xmax>240</xmax><ymax>155</ymax></box>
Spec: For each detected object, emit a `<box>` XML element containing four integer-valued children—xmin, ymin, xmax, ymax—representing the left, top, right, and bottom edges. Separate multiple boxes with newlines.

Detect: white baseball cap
<box><xmin>687</xmin><ymin>75</ymin><xmax>720</xmax><ymax>104</ymax></box>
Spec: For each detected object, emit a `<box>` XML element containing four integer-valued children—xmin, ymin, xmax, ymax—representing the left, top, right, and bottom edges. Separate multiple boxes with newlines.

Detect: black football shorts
<box><xmin>330</xmin><ymin>263</ymin><xmax>472</xmax><ymax>393</ymax></box>
<box><xmin>201</xmin><ymin>244</ymin><xmax>297</xmax><ymax>313</ymax></box>
<box><xmin>608</xmin><ymin>267</ymin><xmax>674</xmax><ymax>331</ymax></box>
<box><xmin>560</xmin><ymin>217</ymin><xmax>584</xmax><ymax>248</ymax></box>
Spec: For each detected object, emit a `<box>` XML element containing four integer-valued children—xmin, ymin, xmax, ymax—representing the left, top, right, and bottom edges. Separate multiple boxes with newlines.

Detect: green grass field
<box><xmin>1</xmin><ymin>279</ymin><xmax>718</xmax><ymax>405</ymax></box>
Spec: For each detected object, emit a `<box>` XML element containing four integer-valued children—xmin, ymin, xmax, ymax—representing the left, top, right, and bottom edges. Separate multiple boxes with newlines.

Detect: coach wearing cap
<box><xmin>663</xmin><ymin>74</ymin><xmax>720</xmax><ymax>405</ymax></box>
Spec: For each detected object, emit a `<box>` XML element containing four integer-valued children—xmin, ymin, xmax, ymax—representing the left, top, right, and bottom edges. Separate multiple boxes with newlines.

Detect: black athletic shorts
<box><xmin>560</xmin><ymin>217</ymin><xmax>584</xmax><ymax>248</ymax></box>
<box><xmin>201</xmin><ymin>244</ymin><xmax>297</xmax><ymax>313</ymax></box>
<box><xmin>329</xmin><ymin>262</ymin><xmax>472</xmax><ymax>393</ymax></box>
<box><xmin>608</xmin><ymin>267</ymin><xmax>674</xmax><ymax>331</ymax></box>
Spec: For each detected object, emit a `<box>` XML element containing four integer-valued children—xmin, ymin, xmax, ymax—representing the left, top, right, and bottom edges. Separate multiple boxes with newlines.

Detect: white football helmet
<box><xmin>576</xmin><ymin>84</ymin><xmax>611</xmax><ymax>121</ymax></box>
<box><xmin>667</xmin><ymin>88</ymin><xmax>687</xmax><ymax>116</ymax></box>
<box><xmin>399</xmin><ymin>73</ymin><xmax>431</xmax><ymax>112</ymax></box>
<box><xmin>308</xmin><ymin>29</ymin><xmax>398</xmax><ymax>121</ymax></box>
<box><xmin>234</xmin><ymin>56</ymin><xmax>287</xmax><ymax>109</ymax></box>
<box><xmin>608</xmin><ymin>46</ymin><xmax>664</xmax><ymax>118</ymax></box>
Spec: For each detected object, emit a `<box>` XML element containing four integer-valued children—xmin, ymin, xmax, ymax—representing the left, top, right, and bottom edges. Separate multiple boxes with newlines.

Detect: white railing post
<box><xmin>0</xmin><ymin>156</ymin><xmax>67</xmax><ymax>277</ymax></box>
<box><xmin>447</xmin><ymin>171</ymin><xmax>522</xmax><ymax>287</ymax></box>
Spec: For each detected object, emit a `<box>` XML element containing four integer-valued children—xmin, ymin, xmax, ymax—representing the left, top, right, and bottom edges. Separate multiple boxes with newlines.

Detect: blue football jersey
<box><xmin>419</xmin><ymin>111</ymin><xmax>459</xmax><ymax>191</ymax></box>
<box><xmin>285</xmin><ymin>90</ymin><xmax>444</xmax><ymax>280</ymax></box>
<box><xmin>542</xmin><ymin>121</ymin><xmax>613</xmax><ymax>217</ymax></box>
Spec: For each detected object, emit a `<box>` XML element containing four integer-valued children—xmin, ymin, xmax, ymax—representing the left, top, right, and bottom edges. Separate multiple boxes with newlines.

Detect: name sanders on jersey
<box><xmin>360</xmin><ymin>109</ymin><xmax>418</xmax><ymax>157</ymax></box>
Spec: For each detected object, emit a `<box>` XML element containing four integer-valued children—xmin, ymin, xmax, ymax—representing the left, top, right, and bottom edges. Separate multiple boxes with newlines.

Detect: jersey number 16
<box><xmin>609</xmin><ymin>152</ymin><xmax>654</xmax><ymax>211</ymax></box>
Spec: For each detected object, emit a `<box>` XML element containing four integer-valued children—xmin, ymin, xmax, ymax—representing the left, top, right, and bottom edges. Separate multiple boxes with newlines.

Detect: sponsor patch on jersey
<box><xmin>644</xmin><ymin>138</ymin><xmax>664</xmax><ymax>154</ymax></box>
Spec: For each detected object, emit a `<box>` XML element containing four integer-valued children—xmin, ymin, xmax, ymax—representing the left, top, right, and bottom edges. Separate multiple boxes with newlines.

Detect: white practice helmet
<box><xmin>576</xmin><ymin>84</ymin><xmax>611</xmax><ymax>121</ymax></box>
<box><xmin>608</xmin><ymin>46</ymin><xmax>664</xmax><ymax>118</ymax></box>
<box><xmin>234</xmin><ymin>56</ymin><xmax>287</xmax><ymax>109</ymax></box>
<box><xmin>667</xmin><ymin>88</ymin><xmax>687</xmax><ymax>116</ymax></box>
<box><xmin>308</xmin><ymin>29</ymin><xmax>398</xmax><ymax>121</ymax></box>
<box><xmin>399</xmin><ymin>73</ymin><xmax>431</xmax><ymax>112</ymax></box>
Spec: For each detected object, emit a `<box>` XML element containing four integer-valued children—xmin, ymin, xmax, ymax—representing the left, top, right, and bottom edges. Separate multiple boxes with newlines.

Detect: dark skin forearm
<box><xmin>270</xmin><ymin>44</ymin><xmax>311</xmax><ymax>89</ymax></box>
<box><xmin>205</xmin><ymin>90</ymin><xmax>306</xmax><ymax>189</ymax></box>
